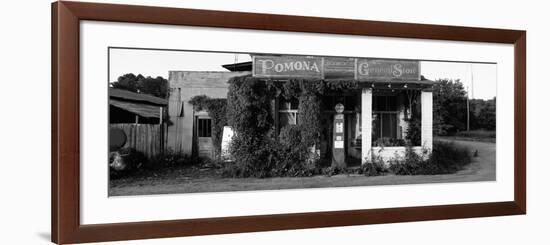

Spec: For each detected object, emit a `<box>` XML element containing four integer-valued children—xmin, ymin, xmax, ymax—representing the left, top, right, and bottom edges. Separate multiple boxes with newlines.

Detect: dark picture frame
<box><xmin>51</xmin><ymin>1</ymin><xmax>526</xmax><ymax>244</ymax></box>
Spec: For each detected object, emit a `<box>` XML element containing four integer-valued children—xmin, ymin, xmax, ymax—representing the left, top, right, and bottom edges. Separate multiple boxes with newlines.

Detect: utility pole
<box><xmin>466</xmin><ymin>64</ymin><xmax>474</xmax><ymax>132</ymax></box>
<box><xmin>471</xmin><ymin>63</ymin><xmax>475</xmax><ymax>99</ymax></box>
<box><xmin>466</xmin><ymin>89</ymin><xmax>470</xmax><ymax>132</ymax></box>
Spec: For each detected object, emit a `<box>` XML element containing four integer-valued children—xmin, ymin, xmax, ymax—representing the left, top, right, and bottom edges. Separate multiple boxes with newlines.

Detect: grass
<box><xmin>439</xmin><ymin>130</ymin><xmax>496</xmax><ymax>143</ymax></box>
<box><xmin>455</xmin><ymin>130</ymin><xmax>496</xmax><ymax>138</ymax></box>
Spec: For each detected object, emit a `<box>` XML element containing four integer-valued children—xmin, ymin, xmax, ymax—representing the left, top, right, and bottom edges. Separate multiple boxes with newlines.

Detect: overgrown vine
<box><xmin>188</xmin><ymin>95</ymin><xmax>228</xmax><ymax>158</ymax></box>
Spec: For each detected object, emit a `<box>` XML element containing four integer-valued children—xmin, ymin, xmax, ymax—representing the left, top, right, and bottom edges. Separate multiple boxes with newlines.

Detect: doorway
<box><xmin>195</xmin><ymin>116</ymin><xmax>213</xmax><ymax>158</ymax></box>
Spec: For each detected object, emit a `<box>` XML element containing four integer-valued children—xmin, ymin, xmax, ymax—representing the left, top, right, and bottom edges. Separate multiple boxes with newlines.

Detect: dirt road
<box><xmin>109</xmin><ymin>139</ymin><xmax>496</xmax><ymax>196</ymax></box>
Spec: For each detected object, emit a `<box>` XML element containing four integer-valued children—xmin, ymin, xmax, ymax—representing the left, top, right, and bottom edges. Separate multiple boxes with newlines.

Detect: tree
<box><xmin>433</xmin><ymin>79</ymin><xmax>496</xmax><ymax>135</ymax></box>
<box><xmin>432</xmin><ymin>79</ymin><xmax>468</xmax><ymax>135</ymax></box>
<box><xmin>111</xmin><ymin>73</ymin><xmax>169</xmax><ymax>99</ymax></box>
<box><xmin>470</xmin><ymin>97</ymin><xmax>496</xmax><ymax>130</ymax></box>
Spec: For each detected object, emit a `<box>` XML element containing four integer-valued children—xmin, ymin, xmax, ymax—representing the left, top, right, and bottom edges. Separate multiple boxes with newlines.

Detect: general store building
<box><xmin>167</xmin><ymin>55</ymin><xmax>434</xmax><ymax>166</ymax></box>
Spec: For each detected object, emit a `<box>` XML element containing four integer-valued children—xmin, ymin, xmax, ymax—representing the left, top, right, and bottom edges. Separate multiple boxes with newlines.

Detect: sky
<box><xmin>109</xmin><ymin>48</ymin><xmax>497</xmax><ymax>100</ymax></box>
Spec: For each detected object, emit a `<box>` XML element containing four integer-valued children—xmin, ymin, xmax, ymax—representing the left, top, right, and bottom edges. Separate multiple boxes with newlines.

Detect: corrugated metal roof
<box><xmin>109</xmin><ymin>88</ymin><xmax>168</xmax><ymax>105</ymax></box>
<box><xmin>222</xmin><ymin>61</ymin><xmax>252</xmax><ymax>72</ymax></box>
<box><xmin>110</xmin><ymin>99</ymin><xmax>162</xmax><ymax>118</ymax></box>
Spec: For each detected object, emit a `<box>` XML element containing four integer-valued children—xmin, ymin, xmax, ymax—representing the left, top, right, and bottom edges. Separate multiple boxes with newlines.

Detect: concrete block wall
<box><xmin>166</xmin><ymin>71</ymin><xmax>250</xmax><ymax>155</ymax></box>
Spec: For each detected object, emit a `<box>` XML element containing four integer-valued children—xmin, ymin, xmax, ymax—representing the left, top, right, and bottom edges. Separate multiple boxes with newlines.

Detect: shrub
<box><xmin>225</xmin><ymin>77</ymin><xmax>328</xmax><ymax>178</ymax></box>
<box><xmin>321</xmin><ymin>159</ymin><xmax>387</xmax><ymax>177</ymax></box>
<box><xmin>224</xmin><ymin>133</ymin><xmax>270</xmax><ymax>177</ymax></box>
<box><xmin>404</xmin><ymin>117</ymin><xmax>421</xmax><ymax>146</ymax></box>
<box><xmin>109</xmin><ymin>148</ymin><xmax>206</xmax><ymax>179</ymax></box>
<box><xmin>227</xmin><ymin>76</ymin><xmax>273</xmax><ymax>136</ymax></box>
<box><xmin>297</xmin><ymin>94</ymin><xmax>322</xmax><ymax>147</ymax></box>
<box><xmin>225</xmin><ymin>75</ymin><xmax>278</xmax><ymax>177</ymax></box>
<box><xmin>223</xmin><ymin>124</ymin><xmax>324</xmax><ymax>178</ymax></box>
<box><xmin>373</xmin><ymin>138</ymin><xmax>406</xmax><ymax>147</ymax></box>
<box><xmin>388</xmin><ymin>147</ymin><xmax>424</xmax><ymax>175</ymax></box>
<box><xmin>428</xmin><ymin>141</ymin><xmax>471</xmax><ymax>173</ymax></box>
<box><xmin>356</xmin><ymin>159</ymin><xmax>388</xmax><ymax>176</ymax></box>
<box><xmin>223</xmin><ymin>130</ymin><xmax>323</xmax><ymax>178</ymax></box>
<box><xmin>145</xmin><ymin>149</ymin><xmax>202</xmax><ymax>170</ymax></box>
<box><xmin>272</xmin><ymin>146</ymin><xmax>319</xmax><ymax>177</ymax></box>
<box><xmin>389</xmin><ymin>142</ymin><xmax>471</xmax><ymax>175</ymax></box>
<box><xmin>223</xmin><ymin>136</ymin><xmax>302</xmax><ymax>178</ymax></box>
<box><xmin>279</xmin><ymin>125</ymin><xmax>303</xmax><ymax>148</ymax></box>
<box><xmin>323</xmin><ymin>165</ymin><xmax>348</xmax><ymax>176</ymax></box>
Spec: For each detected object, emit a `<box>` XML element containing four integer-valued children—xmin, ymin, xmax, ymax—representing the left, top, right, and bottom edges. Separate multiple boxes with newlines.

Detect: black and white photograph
<box><xmin>107</xmin><ymin>48</ymin><xmax>497</xmax><ymax>196</ymax></box>
<box><xmin>5</xmin><ymin>0</ymin><xmax>545</xmax><ymax>244</ymax></box>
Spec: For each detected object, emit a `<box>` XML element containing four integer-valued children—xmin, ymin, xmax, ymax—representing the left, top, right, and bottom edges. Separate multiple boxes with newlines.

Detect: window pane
<box><xmin>279</xmin><ymin>98</ymin><xmax>299</xmax><ymax>110</ymax></box>
<box><xmin>198</xmin><ymin>118</ymin><xmax>212</xmax><ymax>137</ymax></box>
<box><xmin>381</xmin><ymin>113</ymin><xmax>397</xmax><ymax>138</ymax></box>
<box><xmin>291</xmin><ymin>99</ymin><xmax>299</xmax><ymax>110</ymax></box>
<box><xmin>372</xmin><ymin>113</ymin><xmax>380</xmax><ymax>140</ymax></box>
<box><xmin>279</xmin><ymin>112</ymin><xmax>297</xmax><ymax>127</ymax></box>
<box><xmin>279</xmin><ymin>101</ymin><xmax>290</xmax><ymax>110</ymax></box>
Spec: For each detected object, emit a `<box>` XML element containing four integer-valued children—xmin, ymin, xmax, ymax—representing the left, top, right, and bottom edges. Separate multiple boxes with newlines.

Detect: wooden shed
<box><xmin>109</xmin><ymin>88</ymin><xmax>168</xmax><ymax>158</ymax></box>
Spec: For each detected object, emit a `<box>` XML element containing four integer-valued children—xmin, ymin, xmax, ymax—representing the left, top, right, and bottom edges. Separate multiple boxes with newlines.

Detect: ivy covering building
<box><xmin>167</xmin><ymin>55</ymin><xmax>435</xmax><ymax>174</ymax></box>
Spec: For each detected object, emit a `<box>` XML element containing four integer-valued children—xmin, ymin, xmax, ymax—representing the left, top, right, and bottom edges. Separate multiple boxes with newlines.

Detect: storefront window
<box><xmin>372</xmin><ymin>95</ymin><xmax>400</xmax><ymax>146</ymax></box>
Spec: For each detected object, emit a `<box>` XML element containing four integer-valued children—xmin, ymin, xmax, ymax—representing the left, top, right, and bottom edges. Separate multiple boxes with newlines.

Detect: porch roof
<box><xmin>109</xmin><ymin>99</ymin><xmax>162</xmax><ymax>119</ymax></box>
<box><xmin>356</xmin><ymin>78</ymin><xmax>435</xmax><ymax>90</ymax></box>
<box><xmin>109</xmin><ymin>88</ymin><xmax>168</xmax><ymax>106</ymax></box>
<box><xmin>269</xmin><ymin>78</ymin><xmax>435</xmax><ymax>89</ymax></box>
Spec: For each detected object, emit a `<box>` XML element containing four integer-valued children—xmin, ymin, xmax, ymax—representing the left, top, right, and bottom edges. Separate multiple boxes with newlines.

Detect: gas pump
<box><xmin>332</xmin><ymin>103</ymin><xmax>346</xmax><ymax>167</ymax></box>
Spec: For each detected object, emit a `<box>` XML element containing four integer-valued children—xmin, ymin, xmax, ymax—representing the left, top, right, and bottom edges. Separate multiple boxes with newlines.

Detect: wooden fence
<box><xmin>110</xmin><ymin>124</ymin><xmax>164</xmax><ymax>158</ymax></box>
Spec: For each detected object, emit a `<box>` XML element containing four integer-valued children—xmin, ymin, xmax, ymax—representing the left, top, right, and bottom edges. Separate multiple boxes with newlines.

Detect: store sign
<box><xmin>356</xmin><ymin>59</ymin><xmax>420</xmax><ymax>80</ymax></box>
<box><xmin>252</xmin><ymin>55</ymin><xmax>421</xmax><ymax>81</ymax></box>
<box><xmin>324</xmin><ymin>57</ymin><xmax>356</xmax><ymax>79</ymax></box>
<box><xmin>253</xmin><ymin>56</ymin><xmax>324</xmax><ymax>78</ymax></box>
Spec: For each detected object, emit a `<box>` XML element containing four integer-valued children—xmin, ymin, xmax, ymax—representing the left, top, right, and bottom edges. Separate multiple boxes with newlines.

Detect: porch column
<box><xmin>361</xmin><ymin>88</ymin><xmax>372</xmax><ymax>164</ymax></box>
<box><xmin>421</xmin><ymin>90</ymin><xmax>433</xmax><ymax>151</ymax></box>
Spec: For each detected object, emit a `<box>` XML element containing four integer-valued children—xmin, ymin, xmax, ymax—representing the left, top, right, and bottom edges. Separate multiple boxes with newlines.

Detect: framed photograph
<box><xmin>51</xmin><ymin>1</ymin><xmax>526</xmax><ymax>244</ymax></box>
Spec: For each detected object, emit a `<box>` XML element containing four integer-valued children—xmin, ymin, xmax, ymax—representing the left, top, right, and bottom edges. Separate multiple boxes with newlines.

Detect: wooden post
<box><xmin>421</xmin><ymin>90</ymin><xmax>433</xmax><ymax>152</ymax></box>
<box><xmin>361</xmin><ymin>88</ymin><xmax>372</xmax><ymax>164</ymax></box>
<box><xmin>135</xmin><ymin>115</ymin><xmax>139</xmax><ymax>124</ymax></box>
<box><xmin>159</xmin><ymin>106</ymin><xmax>164</xmax><ymax>153</ymax></box>
<box><xmin>159</xmin><ymin>107</ymin><xmax>163</xmax><ymax>125</ymax></box>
